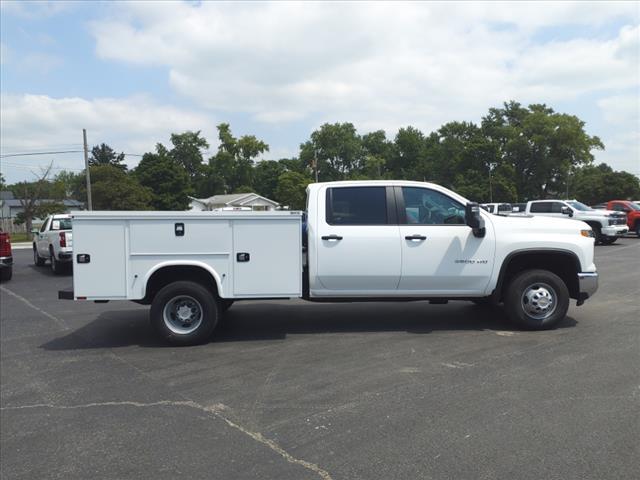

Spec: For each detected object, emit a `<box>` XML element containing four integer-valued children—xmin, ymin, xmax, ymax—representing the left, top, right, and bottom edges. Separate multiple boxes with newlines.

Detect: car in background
<box><xmin>524</xmin><ymin>199</ymin><xmax>628</xmax><ymax>245</ymax></box>
<box><xmin>480</xmin><ymin>203</ymin><xmax>512</xmax><ymax>215</ymax></box>
<box><xmin>606</xmin><ymin>200</ymin><xmax>640</xmax><ymax>237</ymax></box>
<box><xmin>0</xmin><ymin>230</ymin><xmax>13</xmax><ymax>282</ymax></box>
<box><xmin>33</xmin><ymin>214</ymin><xmax>73</xmax><ymax>274</ymax></box>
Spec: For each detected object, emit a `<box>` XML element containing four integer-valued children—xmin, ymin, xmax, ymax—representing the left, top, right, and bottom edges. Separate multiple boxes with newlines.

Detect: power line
<box><xmin>0</xmin><ymin>150</ymin><xmax>83</xmax><ymax>158</ymax></box>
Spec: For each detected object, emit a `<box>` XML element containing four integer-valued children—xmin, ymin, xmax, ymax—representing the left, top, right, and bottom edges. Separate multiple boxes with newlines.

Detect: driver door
<box><xmin>396</xmin><ymin>186</ymin><xmax>495</xmax><ymax>295</ymax></box>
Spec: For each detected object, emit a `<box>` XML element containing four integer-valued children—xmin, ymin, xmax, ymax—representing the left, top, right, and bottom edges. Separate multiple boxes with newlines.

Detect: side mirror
<box><xmin>465</xmin><ymin>202</ymin><xmax>486</xmax><ymax>237</ymax></box>
<box><xmin>561</xmin><ymin>206</ymin><xmax>573</xmax><ymax>217</ymax></box>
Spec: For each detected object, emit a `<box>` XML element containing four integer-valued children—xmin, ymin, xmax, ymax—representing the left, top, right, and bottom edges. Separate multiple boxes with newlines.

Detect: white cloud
<box><xmin>0</xmin><ymin>94</ymin><xmax>215</xmax><ymax>182</ymax></box>
<box><xmin>88</xmin><ymin>2</ymin><xmax>639</xmax><ymax>136</ymax></box>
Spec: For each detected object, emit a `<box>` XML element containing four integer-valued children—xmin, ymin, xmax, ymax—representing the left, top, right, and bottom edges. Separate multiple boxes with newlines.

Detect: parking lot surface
<box><xmin>1</xmin><ymin>241</ymin><xmax>639</xmax><ymax>480</ymax></box>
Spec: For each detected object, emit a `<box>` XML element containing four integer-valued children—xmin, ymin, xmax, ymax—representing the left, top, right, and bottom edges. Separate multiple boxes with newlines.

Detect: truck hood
<box><xmin>587</xmin><ymin>209</ymin><xmax>624</xmax><ymax>217</ymax></box>
<box><xmin>488</xmin><ymin>213</ymin><xmax>588</xmax><ymax>234</ymax></box>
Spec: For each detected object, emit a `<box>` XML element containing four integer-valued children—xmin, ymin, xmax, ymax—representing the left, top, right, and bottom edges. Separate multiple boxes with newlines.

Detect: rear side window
<box><xmin>326</xmin><ymin>187</ymin><xmax>387</xmax><ymax>225</ymax></box>
<box><xmin>50</xmin><ymin>218</ymin><xmax>72</xmax><ymax>230</ymax></box>
<box><xmin>530</xmin><ymin>202</ymin><xmax>551</xmax><ymax>213</ymax></box>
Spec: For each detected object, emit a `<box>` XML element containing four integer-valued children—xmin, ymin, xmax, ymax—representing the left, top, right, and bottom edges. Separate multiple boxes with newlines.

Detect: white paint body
<box><xmin>69</xmin><ymin>181</ymin><xmax>597</xmax><ymax>302</ymax></box>
<box><xmin>524</xmin><ymin>200</ymin><xmax>629</xmax><ymax>237</ymax></box>
<box><xmin>34</xmin><ymin>214</ymin><xmax>73</xmax><ymax>262</ymax></box>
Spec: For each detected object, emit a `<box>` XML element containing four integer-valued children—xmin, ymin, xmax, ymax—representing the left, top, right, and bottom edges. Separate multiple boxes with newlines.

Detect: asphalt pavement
<box><xmin>1</xmin><ymin>242</ymin><xmax>639</xmax><ymax>480</ymax></box>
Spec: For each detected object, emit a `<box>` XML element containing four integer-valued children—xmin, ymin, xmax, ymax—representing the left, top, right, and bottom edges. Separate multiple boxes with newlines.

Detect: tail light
<box><xmin>59</xmin><ymin>232</ymin><xmax>67</xmax><ymax>248</ymax></box>
<box><xmin>0</xmin><ymin>234</ymin><xmax>11</xmax><ymax>257</ymax></box>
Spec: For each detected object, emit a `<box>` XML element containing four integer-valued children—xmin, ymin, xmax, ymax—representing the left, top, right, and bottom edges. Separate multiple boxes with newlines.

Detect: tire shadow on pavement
<box><xmin>39</xmin><ymin>302</ymin><xmax>577</xmax><ymax>350</ymax></box>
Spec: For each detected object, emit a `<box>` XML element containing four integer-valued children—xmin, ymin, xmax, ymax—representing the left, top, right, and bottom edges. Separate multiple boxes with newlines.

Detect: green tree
<box><xmin>8</xmin><ymin>164</ymin><xmax>59</xmax><ymax>232</ymax></box>
<box><xmin>169</xmin><ymin>131</ymin><xmax>209</xmax><ymax>182</ymax></box>
<box><xmin>75</xmin><ymin>165</ymin><xmax>152</xmax><ymax>210</ymax></box>
<box><xmin>209</xmin><ymin>123</ymin><xmax>269</xmax><ymax>193</ymax></box>
<box><xmin>571</xmin><ymin>164</ymin><xmax>640</xmax><ymax>205</ymax></box>
<box><xmin>299</xmin><ymin>122</ymin><xmax>363</xmax><ymax>180</ymax></box>
<box><xmin>274</xmin><ymin>171</ymin><xmax>313</xmax><ymax>210</ymax></box>
<box><xmin>89</xmin><ymin>143</ymin><xmax>127</xmax><ymax>171</ymax></box>
<box><xmin>389</xmin><ymin>126</ymin><xmax>429</xmax><ymax>180</ymax></box>
<box><xmin>253</xmin><ymin>160</ymin><xmax>286</xmax><ymax>199</ymax></box>
<box><xmin>482</xmin><ymin>101</ymin><xmax>604</xmax><ymax>201</ymax></box>
<box><xmin>134</xmin><ymin>144</ymin><xmax>193</xmax><ymax>210</ymax></box>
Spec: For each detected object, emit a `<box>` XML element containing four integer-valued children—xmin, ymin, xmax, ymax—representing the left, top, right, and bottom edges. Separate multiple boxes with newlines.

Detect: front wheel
<box><xmin>635</xmin><ymin>223</ymin><xmax>640</xmax><ymax>238</ymax></box>
<box><xmin>150</xmin><ymin>281</ymin><xmax>219</xmax><ymax>345</ymax></box>
<box><xmin>0</xmin><ymin>267</ymin><xmax>12</xmax><ymax>282</ymax></box>
<box><xmin>600</xmin><ymin>236</ymin><xmax>617</xmax><ymax>245</ymax></box>
<box><xmin>504</xmin><ymin>269</ymin><xmax>569</xmax><ymax>330</ymax></box>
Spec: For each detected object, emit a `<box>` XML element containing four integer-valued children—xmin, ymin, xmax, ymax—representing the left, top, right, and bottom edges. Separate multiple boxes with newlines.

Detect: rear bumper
<box><xmin>58</xmin><ymin>289</ymin><xmax>74</xmax><ymax>300</ymax></box>
<box><xmin>577</xmin><ymin>272</ymin><xmax>598</xmax><ymax>305</ymax></box>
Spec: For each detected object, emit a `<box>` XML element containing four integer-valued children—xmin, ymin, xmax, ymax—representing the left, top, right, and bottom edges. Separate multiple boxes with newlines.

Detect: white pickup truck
<box><xmin>523</xmin><ymin>200</ymin><xmax>628</xmax><ymax>245</ymax></box>
<box><xmin>59</xmin><ymin>181</ymin><xmax>598</xmax><ymax>345</ymax></box>
<box><xmin>33</xmin><ymin>214</ymin><xmax>73</xmax><ymax>274</ymax></box>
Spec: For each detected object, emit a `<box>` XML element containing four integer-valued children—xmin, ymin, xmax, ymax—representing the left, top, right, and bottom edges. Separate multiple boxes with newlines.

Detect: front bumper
<box><xmin>0</xmin><ymin>256</ymin><xmax>13</xmax><ymax>268</ymax></box>
<box><xmin>601</xmin><ymin>225</ymin><xmax>628</xmax><ymax>237</ymax></box>
<box><xmin>577</xmin><ymin>272</ymin><xmax>598</xmax><ymax>305</ymax></box>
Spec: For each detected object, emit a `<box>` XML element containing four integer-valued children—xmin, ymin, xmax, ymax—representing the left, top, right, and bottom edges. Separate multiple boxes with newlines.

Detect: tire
<box><xmin>50</xmin><ymin>247</ymin><xmax>62</xmax><ymax>274</ymax></box>
<box><xmin>592</xmin><ymin>225</ymin><xmax>602</xmax><ymax>245</ymax></box>
<box><xmin>600</xmin><ymin>236</ymin><xmax>617</xmax><ymax>245</ymax></box>
<box><xmin>220</xmin><ymin>299</ymin><xmax>234</xmax><ymax>312</ymax></box>
<box><xmin>33</xmin><ymin>246</ymin><xmax>46</xmax><ymax>266</ymax></box>
<box><xmin>0</xmin><ymin>267</ymin><xmax>12</xmax><ymax>282</ymax></box>
<box><xmin>635</xmin><ymin>222</ymin><xmax>640</xmax><ymax>238</ymax></box>
<box><xmin>150</xmin><ymin>281</ymin><xmax>219</xmax><ymax>346</ymax></box>
<box><xmin>504</xmin><ymin>269</ymin><xmax>569</xmax><ymax>330</ymax></box>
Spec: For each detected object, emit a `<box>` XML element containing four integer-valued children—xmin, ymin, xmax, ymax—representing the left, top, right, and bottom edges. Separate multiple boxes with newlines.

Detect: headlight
<box><xmin>580</xmin><ymin>229</ymin><xmax>595</xmax><ymax>238</ymax></box>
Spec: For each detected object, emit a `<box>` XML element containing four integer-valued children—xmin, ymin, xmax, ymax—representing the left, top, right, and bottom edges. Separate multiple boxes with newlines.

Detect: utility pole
<box><xmin>313</xmin><ymin>150</ymin><xmax>319</xmax><ymax>183</ymax></box>
<box><xmin>83</xmin><ymin>128</ymin><xmax>92</xmax><ymax>210</ymax></box>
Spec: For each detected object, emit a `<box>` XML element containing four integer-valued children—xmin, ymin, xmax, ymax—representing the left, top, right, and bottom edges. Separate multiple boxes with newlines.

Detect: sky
<box><xmin>1</xmin><ymin>0</ymin><xmax>639</xmax><ymax>184</ymax></box>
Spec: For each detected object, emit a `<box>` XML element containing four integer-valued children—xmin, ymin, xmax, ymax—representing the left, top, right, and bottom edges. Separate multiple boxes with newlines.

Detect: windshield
<box><xmin>626</xmin><ymin>202</ymin><xmax>640</xmax><ymax>211</ymax></box>
<box><xmin>566</xmin><ymin>201</ymin><xmax>592</xmax><ymax>211</ymax></box>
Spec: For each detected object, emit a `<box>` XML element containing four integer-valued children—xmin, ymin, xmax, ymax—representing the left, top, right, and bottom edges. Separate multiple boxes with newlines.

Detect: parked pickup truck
<box><xmin>59</xmin><ymin>181</ymin><xmax>599</xmax><ymax>345</ymax></box>
<box><xmin>524</xmin><ymin>199</ymin><xmax>628</xmax><ymax>245</ymax></box>
<box><xmin>33</xmin><ymin>214</ymin><xmax>73</xmax><ymax>274</ymax></box>
<box><xmin>606</xmin><ymin>200</ymin><xmax>640</xmax><ymax>237</ymax></box>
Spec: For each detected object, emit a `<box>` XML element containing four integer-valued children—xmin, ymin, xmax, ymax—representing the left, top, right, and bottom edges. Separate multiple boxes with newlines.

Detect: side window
<box><xmin>326</xmin><ymin>187</ymin><xmax>387</xmax><ymax>225</ymax></box>
<box><xmin>611</xmin><ymin>203</ymin><xmax>624</xmax><ymax>212</ymax></box>
<box><xmin>530</xmin><ymin>202</ymin><xmax>551</xmax><ymax>213</ymax></box>
<box><xmin>40</xmin><ymin>217</ymin><xmax>49</xmax><ymax>233</ymax></box>
<box><xmin>401</xmin><ymin>187</ymin><xmax>465</xmax><ymax>225</ymax></box>
<box><xmin>550</xmin><ymin>202</ymin><xmax>565</xmax><ymax>213</ymax></box>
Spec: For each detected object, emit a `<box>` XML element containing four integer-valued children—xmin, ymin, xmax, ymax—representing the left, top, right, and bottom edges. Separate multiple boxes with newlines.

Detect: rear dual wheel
<box><xmin>150</xmin><ymin>281</ymin><xmax>219</xmax><ymax>346</ymax></box>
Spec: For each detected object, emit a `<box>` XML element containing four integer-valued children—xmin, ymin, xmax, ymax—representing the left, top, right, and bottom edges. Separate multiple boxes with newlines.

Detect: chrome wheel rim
<box><xmin>521</xmin><ymin>282</ymin><xmax>557</xmax><ymax>320</ymax></box>
<box><xmin>163</xmin><ymin>295</ymin><xmax>203</xmax><ymax>335</ymax></box>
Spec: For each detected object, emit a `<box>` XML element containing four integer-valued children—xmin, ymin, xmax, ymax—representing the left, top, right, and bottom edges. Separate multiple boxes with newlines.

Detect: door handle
<box><xmin>321</xmin><ymin>235</ymin><xmax>343</xmax><ymax>241</ymax></box>
<box><xmin>405</xmin><ymin>234</ymin><xmax>427</xmax><ymax>241</ymax></box>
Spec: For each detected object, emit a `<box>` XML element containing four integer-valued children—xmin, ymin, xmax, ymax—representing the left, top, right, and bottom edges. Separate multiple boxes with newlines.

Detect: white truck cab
<box><xmin>525</xmin><ymin>199</ymin><xmax>628</xmax><ymax>245</ymax></box>
<box><xmin>60</xmin><ymin>181</ymin><xmax>598</xmax><ymax>345</ymax></box>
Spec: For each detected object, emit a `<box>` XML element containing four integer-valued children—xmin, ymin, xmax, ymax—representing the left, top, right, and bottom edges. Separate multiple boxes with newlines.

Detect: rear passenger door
<box><xmin>315</xmin><ymin>186</ymin><xmax>401</xmax><ymax>293</ymax></box>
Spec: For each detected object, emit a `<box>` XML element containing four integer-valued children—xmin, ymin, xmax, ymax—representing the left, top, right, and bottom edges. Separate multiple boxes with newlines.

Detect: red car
<box><xmin>607</xmin><ymin>200</ymin><xmax>640</xmax><ymax>237</ymax></box>
<box><xmin>0</xmin><ymin>231</ymin><xmax>13</xmax><ymax>281</ymax></box>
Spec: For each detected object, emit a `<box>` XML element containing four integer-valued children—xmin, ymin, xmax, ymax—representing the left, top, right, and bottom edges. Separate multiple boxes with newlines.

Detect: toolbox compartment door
<box><xmin>73</xmin><ymin>220</ymin><xmax>126</xmax><ymax>298</ymax></box>
<box><xmin>232</xmin><ymin>219</ymin><xmax>301</xmax><ymax>297</ymax></box>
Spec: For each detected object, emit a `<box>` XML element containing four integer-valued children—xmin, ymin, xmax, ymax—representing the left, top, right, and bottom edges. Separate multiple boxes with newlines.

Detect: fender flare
<box><xmin>142</xmin><ymin>260</ymin><xmax>224</xmax><ymax>299</ymax></box>
<box><xmin>490</xmin><ymin>248</ymin><xmax>581</xmax><ymax>301</ymax></box>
